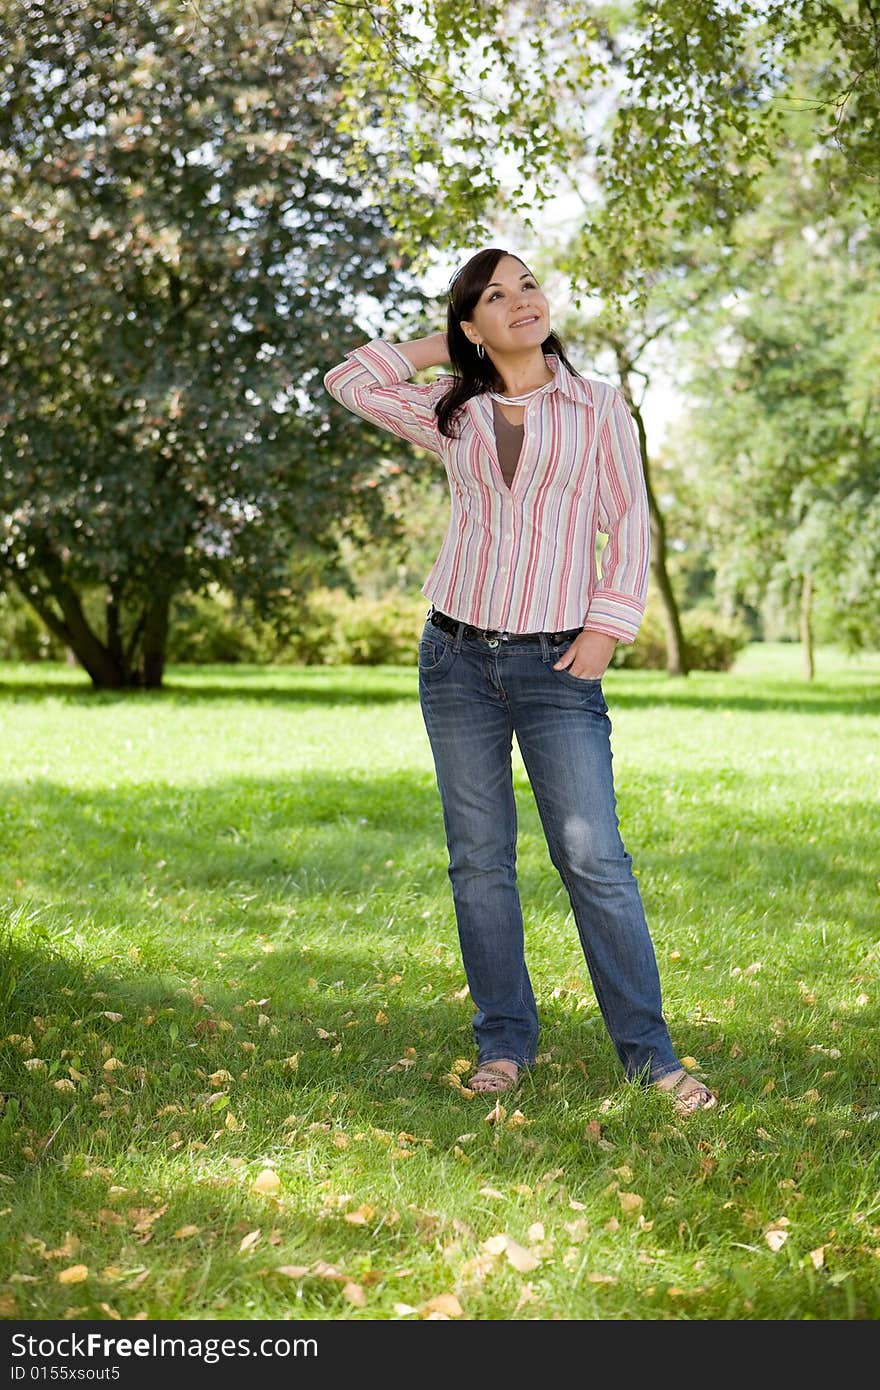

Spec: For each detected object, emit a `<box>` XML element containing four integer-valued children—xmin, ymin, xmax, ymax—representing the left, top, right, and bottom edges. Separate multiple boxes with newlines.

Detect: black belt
<box><xmin>429</xmin><ymin>608</ymin><xmax>582</xmax><ymax>646</ymax></box>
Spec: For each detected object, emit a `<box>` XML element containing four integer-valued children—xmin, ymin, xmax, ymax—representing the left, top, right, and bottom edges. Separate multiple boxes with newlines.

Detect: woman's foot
<box><xmin>654</xmin><ymin>1068</ymin><xmax>716</xmax><ymax>1116</ymax></box>
<box><xmin>468</xmin><ymin>1060</ymin><xmax>519</xmax><ymax>1094</ymax></box>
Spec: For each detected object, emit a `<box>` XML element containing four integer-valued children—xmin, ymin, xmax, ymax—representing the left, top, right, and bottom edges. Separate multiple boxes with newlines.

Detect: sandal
<box><xmin>655</xmin><ymin>1069</ymin><xmax>716</xmax><ymax>1117</ymax></box>
<box><xmin>467</xmin><ymin>1061</ymin><xmax>519</xmax><ymax>1094</ymax></box>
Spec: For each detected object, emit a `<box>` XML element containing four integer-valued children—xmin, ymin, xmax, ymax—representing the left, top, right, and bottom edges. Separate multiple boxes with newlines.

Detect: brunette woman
<box><xmin>323</xmin><ymin>248</ymin><xmax>715</xmax><ymax>1116</ymax></box>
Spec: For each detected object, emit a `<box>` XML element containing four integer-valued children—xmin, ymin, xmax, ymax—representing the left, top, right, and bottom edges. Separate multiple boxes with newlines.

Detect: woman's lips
<box><xmin>510</xmin><ymin>315</ymin><xmax>541</xmax><ymax>328</ymax></box>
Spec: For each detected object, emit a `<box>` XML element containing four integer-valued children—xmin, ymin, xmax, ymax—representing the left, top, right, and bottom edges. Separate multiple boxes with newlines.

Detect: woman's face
<box><xmin>459</xmin><ymin>256</ymin><xmax>550</xmax><ymax>357</ymax></box>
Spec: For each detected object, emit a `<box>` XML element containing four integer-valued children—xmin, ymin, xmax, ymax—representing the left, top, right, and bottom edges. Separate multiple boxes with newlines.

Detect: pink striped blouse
<box><xmin>323</xmin><ymin>339</ymin><xmax>650</xmax><ymax>643</ymax></box>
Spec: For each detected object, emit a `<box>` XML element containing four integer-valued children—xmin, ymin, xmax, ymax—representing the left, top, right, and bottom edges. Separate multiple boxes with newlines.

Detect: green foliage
<box><xmin>0</xmin><ymin>0</ymin><xmax>424</xmax><ymax>687</ymax></box>
<box><xmin>283</xmin><ymin>588</ymin><xmax>428</xmax><ymax>666</ymax></box>
<box><xmin>671</xmin><ymin>100</ymin><xmax>880</xmax><ymax>651</ymax></box>
<box><xmin>165</xmin><ymin>589</ymin><xmax>278</xmax><ymax>666</ymax></box>
<box><xmin>165</xmin><ymin>584</ymin><xmax>429</xmax><ymax>666</ymax></box>
<box><xmin>681</xmin><ymin>607</ymin><xmax>752</xmax><ymax>672</ymax></box>
<box><xmin>0</xmin><ymin>588</ymin><xmax>66</xmax><ymax>661</ymax></box>
<box><xmin>615</xmin><ymin>599</ymin><xmax>749</xmax><ymax>671</ymax></box>
<box><xmin>327</xmin><ymin>1</ymin><xmax>879</xmax><ymax>298</ymax></box>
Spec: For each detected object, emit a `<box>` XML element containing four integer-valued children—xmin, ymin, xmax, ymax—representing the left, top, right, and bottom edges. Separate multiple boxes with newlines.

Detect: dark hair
<box><xmin>436</xmin><ymin>247</ymin><xmax>581</xmax><ymax>439</ymax></box>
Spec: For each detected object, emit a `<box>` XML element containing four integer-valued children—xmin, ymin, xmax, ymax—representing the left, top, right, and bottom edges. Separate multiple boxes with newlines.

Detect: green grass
<box><xmin>0</xmin><ymin>643</ymin><xmax>878</xmax><ymax>1322</ymax></box>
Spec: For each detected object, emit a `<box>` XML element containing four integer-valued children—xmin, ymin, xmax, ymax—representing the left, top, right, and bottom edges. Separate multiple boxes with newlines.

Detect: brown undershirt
<box><xmin>491</xmin><ymin>398</ymin><xmax>524</xmax><ymax>489</ymax></box>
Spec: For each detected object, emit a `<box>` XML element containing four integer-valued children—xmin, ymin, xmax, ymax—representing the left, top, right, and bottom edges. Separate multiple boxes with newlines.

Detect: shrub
<box><xmin>615</xmin><ymin>602</ymin><xmax>749</xmax><ymax>672</ymax></box>
<box><xmin>166</xmin><ymin>589</ymin><xmax>276</xmax><ymax>664</ymax></box>
<box><xmin>0</xmin><ymin>589</ymin><xmax>67</xmax><ymax>661</ymax></box>
<box><xmin>683</xmin><ymin>607</ymin><xmax>750</xmax><ymax>671</ymax></box>
<box><xmin>299</xmin><ymin>588</ymin><xmax>427</xmax><ymax>665</ymax></box>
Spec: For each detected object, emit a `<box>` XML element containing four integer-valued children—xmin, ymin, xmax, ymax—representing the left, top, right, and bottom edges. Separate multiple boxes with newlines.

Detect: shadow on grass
<box><xmin>4</xmin><ymin>933</ymin><xmax>878</xmax><ymax>1133</ymax></box>
<box><xmin>3</xmin><ymin>763</ymin><xmax>878</xmax><ymax>951</ymax></box>
<box><xmin>606</xmin><ymin>680</ymin><xmax>880</xmax><ymax>717</ymax></box>
<box><xmin>0</xmin><ymin>661</ymin><xmax>877</xmax><ymax>715</ymax></box>
<box><xmin>0</xmin><ymin>672</ymin><xmax>416</xmax><ymax>709</ymax></box>
<box><xmin>3</xmin><ymin>936</ymin><xmax>879</xmax><ymax>1319</ymax></box>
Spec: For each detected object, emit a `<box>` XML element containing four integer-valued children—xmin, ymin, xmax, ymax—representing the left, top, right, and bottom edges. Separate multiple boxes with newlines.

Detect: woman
<box><xmin>323</xmin><ymin>247</ymin><xmax>715</xmax><ymax>1116</ymax></box>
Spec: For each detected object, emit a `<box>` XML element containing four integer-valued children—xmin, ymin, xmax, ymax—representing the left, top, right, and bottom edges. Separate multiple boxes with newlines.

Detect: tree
<box><xmin>323</xmin><ymin>1</ymin><xmax>879</xmax><ymax>287</ymax></box>
<box><xmin>0</xmin><ymin>0</ymin><xmax>424</xmax><ymax>687</ymax></box>
<box><xmin>670</xmin><ymin>95</ymin><xmax>880</xmax><ymax>673</ymax></box>
<box><xmin>317</xmin><ymin>0</ymin><xmax>878</xmax><ymax>674</ymax></box>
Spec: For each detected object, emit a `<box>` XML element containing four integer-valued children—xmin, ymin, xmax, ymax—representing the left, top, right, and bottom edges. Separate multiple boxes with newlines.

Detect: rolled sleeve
<box><xmin>582</xmin><ymin>388</ymin><xmax>650</xmax><ymax>645</ymax></box>
<box><xmin>323</xmin><ymin>338</ymin><xmax>446</xmax><ymax>455</ymax></box>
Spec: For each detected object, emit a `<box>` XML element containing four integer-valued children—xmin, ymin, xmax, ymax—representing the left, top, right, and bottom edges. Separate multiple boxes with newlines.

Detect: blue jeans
<box><xmin>417</xmin><ymin>614</ymin><xmax>683</xmax><ymax>1083</ymax></box>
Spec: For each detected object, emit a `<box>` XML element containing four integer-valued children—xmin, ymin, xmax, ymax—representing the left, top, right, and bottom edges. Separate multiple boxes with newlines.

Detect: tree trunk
<box><xmin>648</xmin><ymin>507</ymin><xmax>689</xmax><ymax>676</ymax></box>
<box><xmin>14</xmin><ymin>562</ymin><xmax>129</xmax><ymax>688</ymax></box>
<box><xmin>12</xmin><ymin>544</ymin><xmax>176</xmax><ymax>689</ymax></box>
<box><xmin>799</xmin><ymin>573</ymin><xmax>814</xmax><ymax>681</ymax></box>
<box><xmin>138</xmin><ymin>583</ymin><xmax>172</xmax><ymax>688</ymax></box>
<box><xmin>106</xmin><ymin>587</ymin><xmax>125</xmax><ymax>672</ymax></box>
<box><xmin>615</xmin><ymin>367</ymin><xmax>689</xmax><ymax>677</ymax></box>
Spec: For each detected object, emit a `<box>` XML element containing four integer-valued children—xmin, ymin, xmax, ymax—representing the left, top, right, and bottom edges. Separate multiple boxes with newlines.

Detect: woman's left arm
<box><xmin>554</xmin><ymin>387</ymin><xmax>649</xmax><ymax>679</ymax></box>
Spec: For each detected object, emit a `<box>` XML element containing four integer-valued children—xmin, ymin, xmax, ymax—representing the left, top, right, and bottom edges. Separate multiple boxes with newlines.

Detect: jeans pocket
<box><xmin>418</xmin><ymin>634</ymin><xmax>455</xmax><ymax>676</ymax></box>
<box><xmin>546</xmin><ymin>643</ymin><xmax>607</xmax><ymax>706</ymax></box>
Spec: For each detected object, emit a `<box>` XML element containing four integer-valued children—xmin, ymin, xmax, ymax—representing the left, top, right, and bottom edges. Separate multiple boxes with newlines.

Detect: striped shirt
<box><xmin>323</xmin><ymin>338</ymin><xmax>650</xmax><ymax>643</ymax></box>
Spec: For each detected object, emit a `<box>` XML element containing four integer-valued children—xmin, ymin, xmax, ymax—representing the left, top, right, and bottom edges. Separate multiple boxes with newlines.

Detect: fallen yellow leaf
<box><xmin>57</xmin><ymin>1265</ymin><xmax>89</xmax><ymax>1285</ymax></box>
<box><xmin>276</xmin><ymin>1265</ymin><xmax>309</xmax><ymax>1279</ymax></box>
<box><xmin>172</xmin><ymin>1225</ymin><xmax>201</xmax><ymax>1240</ymax></box>
<box><xmin>422</xmin><ymin>1293</ymin><xmax>463</xmax><ymax>1319</ymax></box>
<box><xmin>46</xmin><ymin>1234</ymin><xmax>79</xmax><ymax>1260</ymax></box>
<box><xmin>618</xmin><ymin>1191</ymin><xmax>644</xmax><ymax>1214</ymax></box>
<box><xmin>238</xmin><ymin>1230</ymin><xmax>261</xmax><ymax>1253</ymax></box>
<box><xmin>482</xmin><ymin>1234</ymin><xmax>507</xmax><ymax>1256</ymax></box>
<box><xmin>765</xmin><ymin>1229</ymin><xmax>789</xmax><ymax>1252</ymax></box>
<box><xmin>252</xmin><ymin>1169</ymin><xmax>281</xmax><ymax>1196</ymax></box>
<box><xmin>344</xmin><ymin>1205</ymin><xmax>375</xmax><ymax>1225</ymax></box>
<box><xmin>505</xmin><ymin>1240</ymin><xmax>540</xmax><ymax>1274</ymax></box>
<box><xmin>342</xmin><ymin>1281</ymin><xmax>366</xmax><ymax>1307</ymax></box>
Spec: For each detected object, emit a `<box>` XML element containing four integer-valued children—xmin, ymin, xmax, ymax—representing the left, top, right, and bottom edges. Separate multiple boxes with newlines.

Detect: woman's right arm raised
<box><xmin>323</xmin><ymin>331</ymin><xmax>449</xmax><ymax>454</ymax></box>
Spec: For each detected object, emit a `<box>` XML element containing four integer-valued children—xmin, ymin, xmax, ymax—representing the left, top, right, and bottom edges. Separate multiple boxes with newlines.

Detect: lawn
<box><xmin>0</xmin><ymin>642</ymin><xmax>878</xmax><ymax>1322</ymax></box>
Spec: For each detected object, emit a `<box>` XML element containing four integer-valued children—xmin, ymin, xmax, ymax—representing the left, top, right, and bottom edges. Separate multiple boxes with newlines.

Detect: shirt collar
<box><xmin>545</xmin><ymin>353</ymin><xmax>594</xmax><ymax>404</ymax></box>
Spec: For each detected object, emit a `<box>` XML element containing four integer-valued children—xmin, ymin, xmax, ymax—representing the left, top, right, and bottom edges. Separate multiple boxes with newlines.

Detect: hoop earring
<box><xmin>477</xmin><ymin>344</ymin><xmax>485</xmax><ymax>359</ymax></box>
